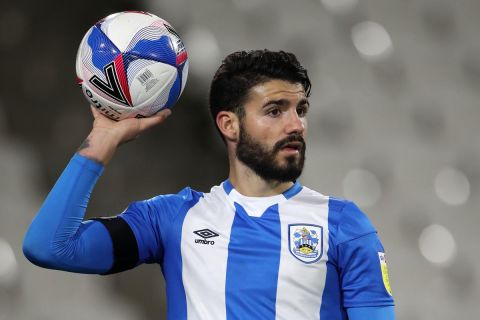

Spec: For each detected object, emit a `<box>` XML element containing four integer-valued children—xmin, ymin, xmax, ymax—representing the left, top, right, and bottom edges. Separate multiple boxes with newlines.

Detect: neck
<box><xmin>228</xmin><ymin>150</ymin><xmax>294</xmax><ymax>197</ymax></box>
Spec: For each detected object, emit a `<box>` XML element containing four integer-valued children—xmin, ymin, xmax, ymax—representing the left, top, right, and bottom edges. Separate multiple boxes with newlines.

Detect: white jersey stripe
<box><xmin>275</xmin><ymin>188</ymin><xmax>330</xmax><ymax>320</ymax></box>
<box><xmin>180</xmin><ymin>186</ymin><xmax>236</xmax><ymax>320</ymax></box>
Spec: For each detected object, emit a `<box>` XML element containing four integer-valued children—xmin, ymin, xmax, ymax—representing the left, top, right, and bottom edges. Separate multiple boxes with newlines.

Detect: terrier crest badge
<box><xmin>288</xmin><ymin>224</ymin><xmax>323</xmax><ymax>264</ymax></box>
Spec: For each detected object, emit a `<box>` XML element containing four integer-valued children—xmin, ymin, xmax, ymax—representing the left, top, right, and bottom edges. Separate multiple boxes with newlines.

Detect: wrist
<box><xmin>77</xmin><ymin>129</ymin><xmax>120</xmax><ymax>165</ymax></box>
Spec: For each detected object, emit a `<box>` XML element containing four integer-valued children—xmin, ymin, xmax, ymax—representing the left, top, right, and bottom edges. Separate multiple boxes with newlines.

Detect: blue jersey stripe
<box><xmin>320</xmin><ymin>197</ymin><xmax>347</xmax><ymax>319</ymax></box>
<box><xmin>320</xmin><ymin>262</ymin><xmax>347</xmax><ymax>319</ymax></box>
<box><xmin>162</xmin><ymin>190</ymin><xmax>203</xmax><ymax>320</ymax></box>
<box><xmin>225</xmin><ymin>203</ymin><xmax>281</xmax><ymax>320</ymax></box>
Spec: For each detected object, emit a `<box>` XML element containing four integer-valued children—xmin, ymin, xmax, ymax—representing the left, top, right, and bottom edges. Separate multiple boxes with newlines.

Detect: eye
<box><xmin>267</xmin><ymin>106</ymin><xmax>281</xmax><ymax>117</ymax></box>
<box><xmin>297</xmin><ymin>104</ymin><xmax>309</xmax><ymax>117</ymax></box>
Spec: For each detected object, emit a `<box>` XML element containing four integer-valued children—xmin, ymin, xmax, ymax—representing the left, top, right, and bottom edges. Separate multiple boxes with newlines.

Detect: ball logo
<box><xmin>164</xmin><ymin>24</ymin><xmax>186</xmax><ymax>54</ymax></box>
<box><xmin>288</xmin><ymin>224</ymin><xmax>323</xmax><ymax>264</ymax></box>
<box><xmin>164</xmin><ymin>23</ymin><xmax>188</xmax><ymax>66</ymax></box>
<box><xmin>89</xmin><ymin>61</ymin><xmax>131</xmax><ymax>106</ymax></box>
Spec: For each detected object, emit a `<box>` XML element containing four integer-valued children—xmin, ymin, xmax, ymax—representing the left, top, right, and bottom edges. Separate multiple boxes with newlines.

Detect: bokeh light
<box><xmin>0</xmin><ymin>238</ymin><xmax>18</xmax><ymax>288</ymax></box>
<box><xmin>419</xmin><ymin>224</ymin><xmax>457</xmax><ymax>266</ymax></box>
<box><xmin>351</xmin><ymin>21</ymin><xmax>393</xmax><ymax>61</ymax></box>
<box><xmin>434</xmin><ymin>167</ymin><xmax>470</xmax><ymax>206</ymax></box>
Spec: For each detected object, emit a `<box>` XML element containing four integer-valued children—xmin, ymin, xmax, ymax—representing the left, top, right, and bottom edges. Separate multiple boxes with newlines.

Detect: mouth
<box><xmin>280</xmin><ymin>141</ymin><xmax>303</xmax><ymax>153</ymax></box>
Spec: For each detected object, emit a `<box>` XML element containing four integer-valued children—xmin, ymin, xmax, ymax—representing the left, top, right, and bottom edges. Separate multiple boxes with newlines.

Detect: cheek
<box><xmin>248</xmin><ymin>117</ymin><xmax>276</xmax><ymax>140</ymax></box>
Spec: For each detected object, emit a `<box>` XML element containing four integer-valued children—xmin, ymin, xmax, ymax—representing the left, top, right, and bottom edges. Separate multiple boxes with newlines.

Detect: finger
<box><xmin>90</xmin><ymin>106</ymin><xmax>117</xmax><ymax>124</ymax></box>
<box><xmin>138</xmin><ymin>109</ymin><xmax>172</xmax><ymax>131</ymax></box>
<box><xmin>90</xmin><ymin>105</ymin><xmax>102</xmax><ymax>118</ymax></box>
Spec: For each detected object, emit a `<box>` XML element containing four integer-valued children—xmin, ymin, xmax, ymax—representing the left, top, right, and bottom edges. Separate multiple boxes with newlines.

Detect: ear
<box><xmin>216</xmin><ymin>111</ymin><xmax>239</xmax><ymax>142</ymax></box>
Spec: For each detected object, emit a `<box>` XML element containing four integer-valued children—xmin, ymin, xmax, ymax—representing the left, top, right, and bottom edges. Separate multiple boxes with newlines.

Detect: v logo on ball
<box><xmin>89</xmin><ymin>60</ymin><xmax>132</xmax><ymax>106</ymax></box>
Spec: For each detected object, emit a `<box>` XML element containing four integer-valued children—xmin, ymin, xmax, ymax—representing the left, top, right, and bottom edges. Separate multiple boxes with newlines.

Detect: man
<box><xmin>23</xmin><ymin>50</ymin><xmax>395</xmax><ymax>319</ymax></box>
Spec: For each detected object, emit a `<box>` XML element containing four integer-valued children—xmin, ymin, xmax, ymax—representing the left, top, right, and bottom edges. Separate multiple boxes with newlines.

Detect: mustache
<box><xmin>273</xmin><ymin>134</ymin><xmax>306</xmax><ymax>153</ymax></box>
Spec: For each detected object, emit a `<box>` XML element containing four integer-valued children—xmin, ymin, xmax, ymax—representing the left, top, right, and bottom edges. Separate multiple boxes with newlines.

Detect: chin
<box><xmin>279</xmin><ymin>155</ymin><xmax>300</xmax><ymax>166</ymax></box>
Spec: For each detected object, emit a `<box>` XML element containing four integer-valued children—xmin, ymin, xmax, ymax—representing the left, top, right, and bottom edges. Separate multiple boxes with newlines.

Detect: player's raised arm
<box><xmin>24</xmin><ymin>11</ymin><xmax>187</xmax><ymax>275</ymax></box>
<box><xmin>22</xmin><ymin>107</ymin><xmax>170</xmax><ymax>274</ymax></box>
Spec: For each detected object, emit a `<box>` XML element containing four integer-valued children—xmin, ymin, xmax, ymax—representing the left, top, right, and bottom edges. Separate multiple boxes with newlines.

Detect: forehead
<box><xmin>247</xmin><ymin>80</ymin><xmax>306</xmax><ymax>103</ymax></box>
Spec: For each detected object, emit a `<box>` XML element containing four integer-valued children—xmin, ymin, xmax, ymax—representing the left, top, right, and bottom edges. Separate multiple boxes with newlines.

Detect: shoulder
<box><xmin>295</xmin><ymin>186</ymin><xmax>376</xmax><ymax>242</ymax></box>
<box><xmin>292</xmin><ymin>185</ymin><xmax>329</xmax><ymax>205</ymax></box>
<box><xmin>126</xmin><ymin>187</ymin><xmax>204</xmax><ymax>221</ymax></box>
<box><xmin>148</xmin><ymin>187</ymin><xmax>204</xmax><ymax>208</ymax></box>
<box><xmin>327</xmin><ymin>197</ymin><xmax>377</xmax><ymax>245</ymax></box>
<box><xmin>300</xmin><ymin>185</ymin><xmax>376</xmax><ymax>245</ymax></box>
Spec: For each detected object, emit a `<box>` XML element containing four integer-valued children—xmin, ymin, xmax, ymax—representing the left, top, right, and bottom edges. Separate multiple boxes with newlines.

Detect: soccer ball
<box><xmin>76</xmin><ymin>11</ymin><xmax>188</xmax><ymax>120</ymax></box>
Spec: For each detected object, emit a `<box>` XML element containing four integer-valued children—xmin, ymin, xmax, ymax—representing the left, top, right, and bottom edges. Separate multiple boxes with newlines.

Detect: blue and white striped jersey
<box><xmin>120</xmin><ymin>180</ymin><xmax>394</xmax><ymax>320</ymax></box>
<box><xmin>23</xmin><ymin>154</ymin><xmax>394</xmax><ymax>319</ymax></box>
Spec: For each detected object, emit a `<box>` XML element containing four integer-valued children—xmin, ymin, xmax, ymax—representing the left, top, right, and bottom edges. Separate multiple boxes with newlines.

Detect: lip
<box><xmin>281</xmin><ymin>141</ymin><xmax>303</xmax><ymax>150</ymax></box>
<box><xmin>280</xmin><ymin>141</ymin><xmax>303</xmax><ymax>154</ymax></box>
<box><xmin>280</xmin><ymin>148</ymin><xmax>300</xmax><ymax>155</ymax></box>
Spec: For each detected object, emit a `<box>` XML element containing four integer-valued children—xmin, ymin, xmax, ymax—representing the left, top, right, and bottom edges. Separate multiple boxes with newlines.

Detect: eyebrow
<box><xmin>262</xmin><ymin>98</ymin><xmax>310</xmax><ymax>108</ymax></box>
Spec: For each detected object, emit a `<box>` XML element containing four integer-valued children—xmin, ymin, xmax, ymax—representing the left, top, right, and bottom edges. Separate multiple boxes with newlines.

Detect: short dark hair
<box><xmin>209</xmin><ymin>50</ymin><xmax>311</xmax><ymax>137</ymax></box>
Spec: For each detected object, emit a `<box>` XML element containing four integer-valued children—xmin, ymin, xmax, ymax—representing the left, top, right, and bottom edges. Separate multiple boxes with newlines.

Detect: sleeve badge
<box><xmin>378</xmin><ymin>252</ymin><xmax>393</xmax><ymax>296</ymax></box>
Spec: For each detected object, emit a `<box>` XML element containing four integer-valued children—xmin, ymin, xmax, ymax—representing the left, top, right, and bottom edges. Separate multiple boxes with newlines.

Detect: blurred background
<box><xmin>0</xmin><ymin>0</ymin><xmax>479</xmax><ymax>319</ymax></box>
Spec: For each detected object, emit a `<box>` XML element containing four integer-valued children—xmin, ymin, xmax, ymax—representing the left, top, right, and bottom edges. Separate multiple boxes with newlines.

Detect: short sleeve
<box><xmin>119</xmin><ymin>200</ymin><xmax>162</xmax><ymax>264</ymax></box>
<box><xmin>331</xmin><ymin>200</ymin><xmax>394</xmax><ymax>308</ymax></box>
<box><xmin>338</xmin><ymin>233</ymin><xmax>394</xmax><ymax>307</ymax></box>
<box><xmin>119</xmin><ymin>187</ymin><xmax>201</xmax><ymax>265</ymax></box>
<box><xmin>335</xmin><ymin>201</ymin><xmax>376</xmax><ymax>243</ymax></box>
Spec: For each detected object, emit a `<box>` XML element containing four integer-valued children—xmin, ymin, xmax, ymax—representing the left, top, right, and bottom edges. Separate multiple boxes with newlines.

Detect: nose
<box><xmin>285</xmin><ymin>109</ymin><xmax>306</xmax><ymax>135</ymax></box>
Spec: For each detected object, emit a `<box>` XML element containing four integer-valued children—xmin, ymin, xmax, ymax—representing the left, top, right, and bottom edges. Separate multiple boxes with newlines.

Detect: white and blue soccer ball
<box><xmin>76</xmin><ymin>11</ymin><xmax>188</xmax><ymax>120</ymax></box>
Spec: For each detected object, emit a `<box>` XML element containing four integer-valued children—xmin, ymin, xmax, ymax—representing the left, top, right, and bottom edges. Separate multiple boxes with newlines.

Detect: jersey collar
<box><xmin>222</xmin><ymin>179</ymin><xmax>302</xmax><ymax>200</ymax></box>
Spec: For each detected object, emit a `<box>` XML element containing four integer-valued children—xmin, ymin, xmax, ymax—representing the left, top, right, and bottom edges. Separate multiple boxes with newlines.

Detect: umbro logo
<box><xmin>193</xmin><ymin>229</ymin><xmax>219</xmax><ymax>245</ymax></box>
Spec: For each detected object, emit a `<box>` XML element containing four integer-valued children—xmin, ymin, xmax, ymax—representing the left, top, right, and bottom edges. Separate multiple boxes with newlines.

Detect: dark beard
<box><xmin>236</xmin><ymin>123</ymin><xmax>306</xmax><ymax>183</ymax></box>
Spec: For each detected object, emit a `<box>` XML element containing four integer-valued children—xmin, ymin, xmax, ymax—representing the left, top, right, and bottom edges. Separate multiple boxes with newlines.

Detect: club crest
<box><xmin>288</xmin><ymin>224</ymin><xmax>323</xmax><ymax>264</ymax></box>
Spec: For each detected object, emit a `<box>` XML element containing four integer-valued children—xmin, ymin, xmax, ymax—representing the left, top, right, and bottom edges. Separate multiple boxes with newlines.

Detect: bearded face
<box><xmin>236</xmin><ymin>121</ymin><xmax>306</xmax><ymax>183</ymax></box>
